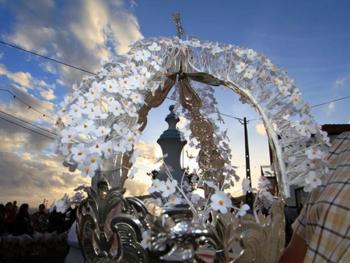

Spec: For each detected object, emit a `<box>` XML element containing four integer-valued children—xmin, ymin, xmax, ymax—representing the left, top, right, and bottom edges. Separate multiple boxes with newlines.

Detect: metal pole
<box><xmin>243</xmin><ymin>117</ymin><xmax>254</xmax><ymax>208</ymax></box>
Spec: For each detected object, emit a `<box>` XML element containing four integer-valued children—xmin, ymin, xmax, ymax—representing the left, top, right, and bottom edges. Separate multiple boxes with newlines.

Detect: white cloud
<box><xmin>334</xmin><ymin>75</ymin><xmax>350</xmax><ymax>89</ymax></box>
<box><xmin>0</xmin><ymin>151</ymin><xmax>89</xmax><ymax>207</ymax></box>
<box><xmin>39</xmin><ymin>62</ymin><xmax>57</xmax><ymax>74</ymax></box>
<box><xmin>6</xmin><ymin>0</ymin><xmax>142</xmax><ymax>86</ymax></box>
<box><xmin>326</xmin><ymin>101</ymin><xmax>336</xmax><ymax>115</ymax></box>
<box><xmin>40</xmin><ymin>88</ymin><xmax>56</xmax><ymax>100</ymax></box>
<box><xmin>0</xmin><ymin>64</ymin><xmax>33</xmax><ymax>89</ymax></box>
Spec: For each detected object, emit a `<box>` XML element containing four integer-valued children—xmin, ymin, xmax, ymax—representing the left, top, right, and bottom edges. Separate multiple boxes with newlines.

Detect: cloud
<box><xmin>0</xmin><ymin>151</ymin><xmax>89</xmax><ymax>207</ymax></box>
<box><xmin>0</xmin><ymin>85</ymin><xmax>56</xmax><ymax>125</ymax></box>
<box><xmin>326</xmin><ymin>101</ymin><xmax>336</xmax><ymax>115</ymax></box>
<box><xmin>39</xmin><ymin>62</ymin><xmax>57</xmax><ymax>75</ymax></box>
<box><xmin>0</xmin><ymin>112</ymin><xmax>89</xmax><ymax>206</ymax></box>
<box><xmin>334</xmin><ymin>75</ymin><xmax>350</xmax><ymax>88</ymax></box>
<box><xmin>255</xmin><ymin>122</ymin><xmax>266</xmax><ymax>136</ymax></box>
<box><xmin>40</xmin><ymin>88</ymin><xmax>56</xmax><ymax>100</ymax></box>
<box><xmin>0</xmin><ymin>64</ymin><xmax>56</xmax><ymax>113</ymax></box>
<box><xmin>6</xmin><ymin>0</ymin><xmax>142</xmax><ymax>87</ymax></box>
<box><xmin>0</xmin><ymin>117</ymin><xmax>53</xmax><ymax>152</ymax></box>
<box><xmin>0</xmin><ymin>64</ymin><xmax>33</xmax><ymax>89</ymax></box>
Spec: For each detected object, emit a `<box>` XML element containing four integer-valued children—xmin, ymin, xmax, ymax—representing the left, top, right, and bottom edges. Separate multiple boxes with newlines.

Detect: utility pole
<box><xmin>239</xmin><ymin>117</ymin><xmax>254</xmax><ymax>208</ymax></box>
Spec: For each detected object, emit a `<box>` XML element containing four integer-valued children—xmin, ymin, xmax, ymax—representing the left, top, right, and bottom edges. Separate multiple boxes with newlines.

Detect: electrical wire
<box><xmin>0</xmin><ymin>39</ymin><xmax>95</xmax><ymax>75</ymax></box>
<box><xmin>0</xmin><ymin>115</ymin><xmax>56</xmax><ymax>140</ymax></box>
<box><xmin>0</xmin><ymin>109</ymin><xmax>57</xmax><ymax>136</ymax></box>
<box><xmin>311</xmin><ymin>95</ymin><xmax>350</xmax><ymax>108</ymax></box>
<box><xmin>0</xmin><ymin>88</ymin><xmax>56</xmax><ymax>121</ymax></box>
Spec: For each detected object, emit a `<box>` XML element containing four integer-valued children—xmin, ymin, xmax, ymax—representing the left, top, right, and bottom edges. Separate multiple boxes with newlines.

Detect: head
<box><xmin>13</xmin><ymin>201</ymin><xmax>17</xmax><ymax>206</ymax></box>
<box><xmin>38</xmin><ymin>204</ymin><xmax>46</xmax><ymax>213</ymax></box>
<box><xmin>18</xmin><ymin>203</ymin><xmax>29</xmax><ymax>215</ymax></box>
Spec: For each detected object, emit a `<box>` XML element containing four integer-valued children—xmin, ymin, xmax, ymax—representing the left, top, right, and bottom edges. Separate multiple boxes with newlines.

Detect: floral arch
<box><xmin>58</xmin><ymin>37</ymin><xmax>329</xmax><ymax>198</ymax></box>
<box><xmin>56</xmin><ymin>37</ymin><xmax>332</xmax><ymax>262</ymax></box>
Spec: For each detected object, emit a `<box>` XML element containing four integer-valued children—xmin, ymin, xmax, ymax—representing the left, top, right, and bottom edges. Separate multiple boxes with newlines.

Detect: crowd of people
<box><xmin>0</xmin><ymin>201</ymin><xmax>76</xmax><ymax>236</ymax></box>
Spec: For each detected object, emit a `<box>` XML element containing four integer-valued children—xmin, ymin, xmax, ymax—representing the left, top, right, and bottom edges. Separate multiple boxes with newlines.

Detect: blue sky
<box><xmin>0</xmin><ymin>0</ymin><xmax>349</xmax><ymax>205</ymax></box>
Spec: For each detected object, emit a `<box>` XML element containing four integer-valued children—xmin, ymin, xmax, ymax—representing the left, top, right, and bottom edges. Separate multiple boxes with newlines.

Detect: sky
<box><xmin>0</xmin><ymin>0</ymin><xmax>349</xmax><ymax>207</ymax></box>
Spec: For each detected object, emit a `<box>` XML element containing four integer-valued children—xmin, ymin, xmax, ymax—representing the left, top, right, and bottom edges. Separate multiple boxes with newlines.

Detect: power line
<box><xmin>0</xmin><ymin>115</ymin><xmax>56</xmax><ymax>140</ymax></box>
<box><xmin>0</xmin><ymin>88</ymin><xmax>56</xmax><ymax>121</ymax></box>
<box><xmin>0</xmin><ymin>39</ymin><xmax>95</xmax><ymax>75</ymax></box>
<box><xmin>311</xmin><ymin>95</ymin><xmax>350</xmax><ymax>108</ymax></box>
<box><xmin>0</xmin><ymin>109</ymin><xmax>57</xmax><ymax>136</ymax></box>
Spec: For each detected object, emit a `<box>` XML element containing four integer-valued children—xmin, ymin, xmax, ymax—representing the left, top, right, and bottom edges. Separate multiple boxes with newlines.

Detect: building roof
<box><xmin>321</xmin><ymin>124</ymin><xmax>350</xmax><ymax>136</ymax></box>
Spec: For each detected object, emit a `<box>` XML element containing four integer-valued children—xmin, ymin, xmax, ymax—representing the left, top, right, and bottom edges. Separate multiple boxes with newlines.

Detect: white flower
<box><xmin>130</xmin><ymin>92</ymin><xmax>144</xmax><ymax>104</ymax></box>
<box><xmin>246</xmin><ymin>49</ymin><xmax>258</xmax><ymax>61</ymax></box>
<box><xmin>139</xmin><ymin>66</ymin><xmax>151</xmax><ymax>78</ymax></box>
<box><xmin>210</xmin><ymin>190</ymin><xmax>232</xmax><ymax>214</ymax></box>
<box><xmin>148</xmin><ymin>42</ymin><xmax>161</xmax><ymax>51</ymax></box>
<box><xmin>211</xmin><ymin>44</ymin><xmax>223</xmax><ymax>55</ymax></box>
<box><xmin>85</xmin><ymin>88</ymin><xmax>100</xmax><ymax>102</ymax></box>
<box><xmin>278</xmin><ymin>85</ymin><xmax>292</xmax><ymax>96</ymax></box>
<box><xmin>71</xmin><ymin>144</ymin><xmax>88</xmax><ymax>162</ymax></box>
<box><xmin>292</xmin><ymin>122</ymin><xmax>310</xmax><ymax>137</ymax></box>
<box><xmin>61</xmin><ymin>128</ymin><xmax>75</xmax><ymax>143</ymax></box>
<box><xmin>69</xmin><ymin>104</ymin><xmax>83</xmax><ymax>119</ymax></box>
<box><xmin>306</xmin><ymin>147</ymin><xmax>326</xmax><ymax>160</ymax></box>
<box><xmin>305</xmin><ymin>171</ymin><xmax>322</xmax><ymax>191</ymax></box>
<box><xmin>160</xmin><ymin>179</ymin><xmax>178</xmax><ymax>198</ymax></box>
<box><xmin>235</xmin><ymin>48</ymin><xmax>245</xmax><ymax>57</ymax></box>
<box><xmin>149</xmin><ymin>179</ymin><xmax>164</xmax><ymax>194</ymax></box>
<box><xmin>91</xmin><ymin>81</ymin><xmax>105</xmax><ymax>93</ymax></box>
<box><xmin>243</xmin><ymin>66</ymin><xmax>256</xmax><ymax>79</ymax></box>
<box><xmin>76</xmin><ymin>97</ymin><xmax>89</xmax><ymax>108</ymax></box>
<box><xmin>77</xmin><ymin>119</ymin><xmax>96</xmax><ymax>133</ymax></box>
<box><xmin>290</xmin><ymin>91</ymin><xmax>302</xmax><ymax>106</ymax></box>
<box><xmin>236</xmin><ymin>204</ymin><xmax>250</xmax><ymax>217</ymax></box>
<box><xmin>134</xmin><ymin>50</ymin><xmax>151</xmax><ymax>61</ymax></box>
<box><xmin>89</xmin><ymin>140</ymin><xmax>104</xmax><ymax>155</ymax></box>
<box><xmin>235</xmin><ymin>61</ymin><xmax>247</xmax><ymax>73</ymax></box>
<box><xmin>166</xmin><ymin>195</ymin><xmax>184</xmax><ymax>206</ymax></box>
<box><xmin>52</xmin><ymin>194</ymin><xmax>70</xmax><ymax>213</ymax></box>
<box><xmin>242</xmin><ymin>178</ymin><xmax>251</xmax><ymax>194</ymax></box>
<box><xmin>189</xmin><ymin>39</ymin><xmax>201</xmax><ymax>47</ymax></box>
<box><xmin>95</xmin><ymin>126</ymin><xmax>111</xmax><ymax>138</ymax></box>
<box><xmin>101</xmin><ymin>141</ymin><xmax>115</xmax><ymax>158</ymax></box>
<box><xmin>104</xmin><ymin>79</ymin><xmax>118</xmax><ymax>93</ymax></box>
<box><xmin>108</xmin><ymin>98</ymin><xmax>124</xmax><ymax>117</ymax></box>
<box><xmin>123</xmin><ymin>102</ymin><xmax>138</xmax><ymax>118</ymax></box>
<box><xmin>86</xmin><ymin>153</ymin><xmax>100</xmax><ymax>172</ymax></box>
<box><xmin>84</xmin><ymin>103</ymin><xmax>103</xmax><ymax>119</ymax></box>
<box><xmin>150</xmin><ymin>61</ymin><xmax>161</xmax><ymax>71</ymax></box>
